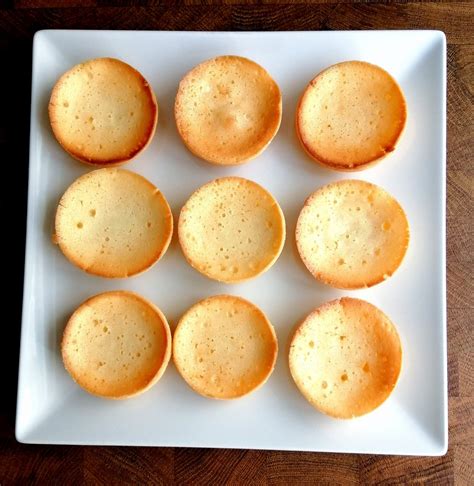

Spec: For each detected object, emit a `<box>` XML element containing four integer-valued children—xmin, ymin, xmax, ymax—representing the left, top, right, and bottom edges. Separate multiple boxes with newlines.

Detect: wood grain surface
<box><xmin>0</xmin><ymin>1</ymin><xmax>472</xmax><ymax>484</ymax></box>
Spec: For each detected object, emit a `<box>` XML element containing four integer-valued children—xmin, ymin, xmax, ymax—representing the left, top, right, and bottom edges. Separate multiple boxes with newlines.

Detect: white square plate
<box><xmin>17</xmin><ymin>30</ymin><xmax>447</xmax><ymax>455</ymax></box>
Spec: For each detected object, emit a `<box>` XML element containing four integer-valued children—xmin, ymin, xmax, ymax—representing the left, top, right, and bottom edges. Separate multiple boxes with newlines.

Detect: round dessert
<box><xmin>54</xmin><ymin>168</ymin><xmax>173</xmax><ymax>278</ymax></box>
<box><xmin>49</xmin><ymin>57</ymin><xmax>158</xmax><ymax>165</ymax></box>
<box><xmin>296</xmin><ymin>179</ymin><xmax>409</xmax><ymax>289</ymax></box>
<box><xmin>173</xmin><ymin>295</ymin><xmax>278</xmax><ymax>399</ymax></box>
<box><xmin>289</xmin><ymin>297</ymin><xmax>402</xmax><ymax>418</ymax></box>
<box><xmin>175</xmin><ymin>55</ymin><xmax>282</xmax><ymax>165</ymax></box>
<box><xmin>178</xmin><ymin>177</ymin><xmax>285</xmax><ymax>283</ymax></box>
<box><xmin>62</xmin><ymin>291</ymin><xmax>171</xmax><ymax>399</ymax></box>
<box><xmin>296</xmin><ymin>61</ymin><xmax>407</xmax><ymax>171</ymax></box>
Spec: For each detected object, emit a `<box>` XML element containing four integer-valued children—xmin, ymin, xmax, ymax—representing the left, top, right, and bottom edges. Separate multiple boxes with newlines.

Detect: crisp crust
<box><xmin>296</xmin><ymin>61</ymin><xmax>407</xmax><ymax>171</ymax></box>
<box><xmin>49</xmin><ymin>57</ymin><xmax>158</xmax><ymax>166</ymax></box>
<box><xmin>173</xmin><ymin>294</ymin><xmax>278</xmax><ymax>399</ymax></box>
<box><xmin>61</xmin><ymin>291</ymin><xmax>172</xmax><ymax>399</ymax></box>
<box><xmin>295</xmin><ymin>179</ymin><xmax>409</xmax><ymax>289</ymax></box>
<box><xmin>289</xmin><ymin>297</ymin><xmax>402</xmax><ymax>419</ymax></box>
<box><xmin>178</xmin><ymin>176</ymin><xmax>285</xmax><ymax>283</ymax></box>
<box><xmin>55</xmin><ymin>168</ymin><xmax>173</xmax><ymax>278</ymax></box>
<box><xmin>175</xmin><ymin>55</ymin><xmax>282</xmax><ymax>165</ymax></box>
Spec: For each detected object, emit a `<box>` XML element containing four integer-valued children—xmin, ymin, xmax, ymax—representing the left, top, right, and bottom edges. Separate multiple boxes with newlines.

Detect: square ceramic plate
<box><xmin>16</xmin><ymin>30</ymin><xmax>447</xmax><ymax>455</ymax></box>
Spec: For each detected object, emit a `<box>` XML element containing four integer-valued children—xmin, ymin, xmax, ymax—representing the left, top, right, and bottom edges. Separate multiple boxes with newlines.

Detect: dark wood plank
<box><xmin>359</xmin><ymin>452</ymin><xmax>454</xmax><ymax>485</ymax></box>
<box><xmin>175</xmin><ymin>448</ymin><xmax>267</xmax><ymax>485</ymax></box>
<box><xmin>0</xmin><ymin>2</ymin><xmax>472</xmax><ymax>485</ymax></box>
<box><xmin>0</xmin><ymin>440</ymin><xmax>84</xmax><ymax>484</ymax></box>
<box><xmin>0</xmin><ymin>37</ymin><xmax>32</xmax><ymax>441</ymax></box>
<box><xmin>267</xmin><ymin>452</ymin><xmax>359</xmax><ymax>484</ymax></box>
<box><xmin>447</xmin><ymin>305</ymin><xmax>473</xmax><ymax>401</ymax></box>
<box><xmin>446</xmin><ymin>42</ymin><xmax>474</xmax><ymax>311</ymax></box>
<box><xmin>84</xmin><ymin>446</ymin><xmax>173</xmax><ymax>485</ymax></box>
<box><xmin>10</xmin><ymin>0</ymin><xmax>466</xmax><ymax>7</ymax></box>
<box><xmin>454</xmin><ymin>445</ymin><xmax>474</xmax><ymax>485</ymax></box>
<box><xmin>449</xmin><ymin>397</ymin><xmax>474</xmax><ymax>447</ymax></box>
<box><xmin>0</xmin><ymin>4</ymin><xmax>472</xmax><ymax>45</ymax></box>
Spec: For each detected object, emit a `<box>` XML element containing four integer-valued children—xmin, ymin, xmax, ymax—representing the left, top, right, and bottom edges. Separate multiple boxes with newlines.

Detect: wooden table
<box><xmin>1</xmin><ymin>1</ymin><xmax>472</xmax><ymax>484</ymax></box>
